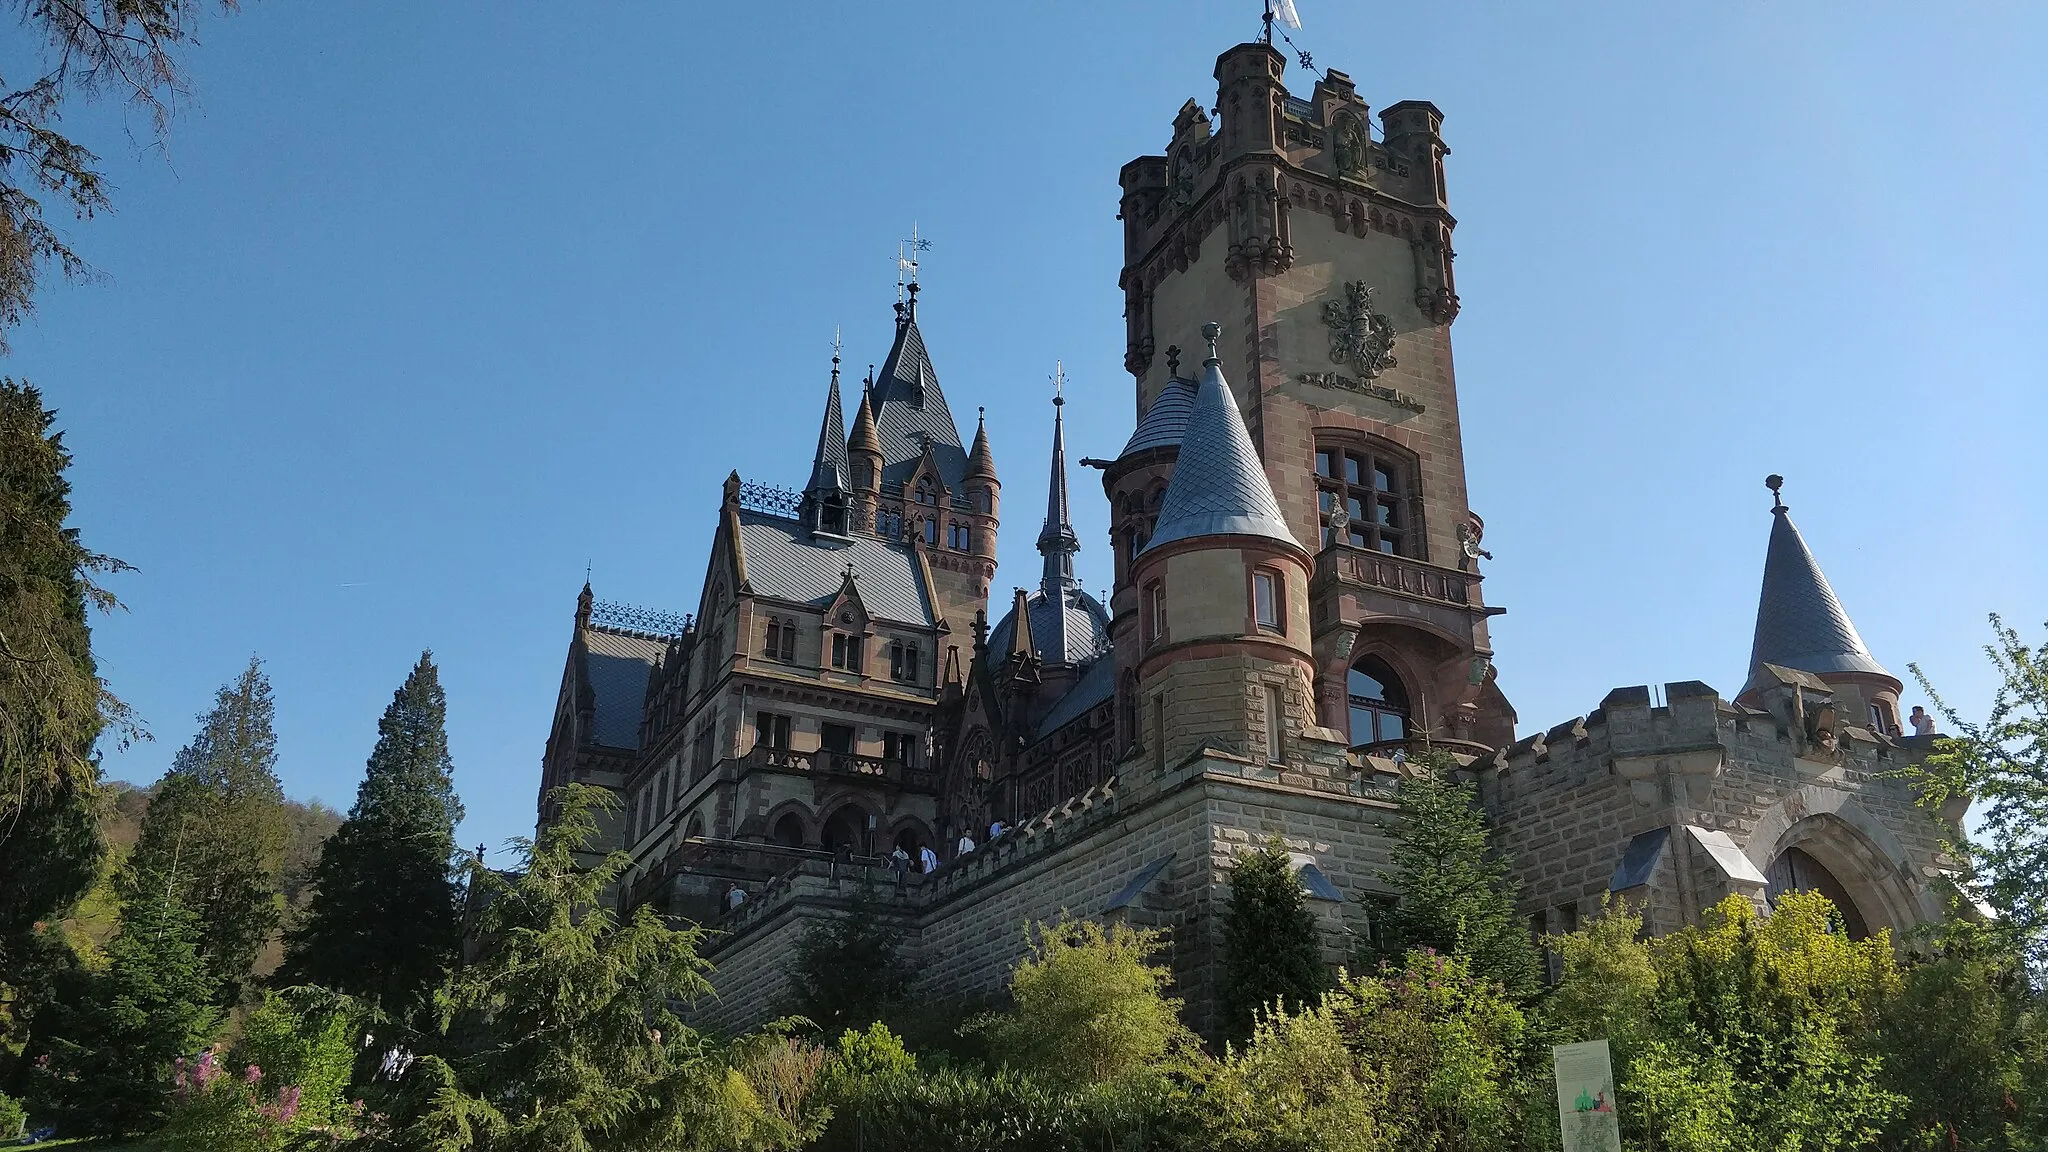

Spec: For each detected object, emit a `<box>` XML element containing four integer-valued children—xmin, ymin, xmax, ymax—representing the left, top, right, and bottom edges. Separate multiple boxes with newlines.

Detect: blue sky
<box><xmin>11</xmin><ymin>2</ymin><xmax>2043</xmax><ymax>859</ymax></box>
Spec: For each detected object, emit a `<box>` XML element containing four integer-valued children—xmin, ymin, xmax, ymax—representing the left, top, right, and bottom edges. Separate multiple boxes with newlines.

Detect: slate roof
<box><xmin>1141</xmin><ymin>340</ymin><xmax>1301</xmax><ymax>553</ymax></box>
<box><xmin>1742</xmin><ymin>505</ymin><xmax>1891</xmax><ymax>696</ymax></box>
<box><xmin>804</xmin><ymin>371</ymin><xmax>849</xmax><ymax>497</ymax></box>
<box><xmin>1119</xmin><ymin>377</ymin><xmax>1197</xmax><ymax>457</ymax></box>
<box><xmin>736</xmin><ymin>510</ymin><xmax>933</xmax><ymax>625</ymax></box>
<box><xmin>871</xmin><ymin>298</ymin><xmax>968</xmax><ymax>491</ymax></box>
<box><xmin>989</xmin><ymin>585</ymin><xmax>1112</xmax><ymax>672</ymax></box>
<box><xmin>1033</xmin><ymin>653</ymin><xmax>1117</xmax><ymax>740</ymax></box>
<box><xmin>582</xmin><ymin>628</ymin><xmax>666</xmax><ymax>749</ymax></box>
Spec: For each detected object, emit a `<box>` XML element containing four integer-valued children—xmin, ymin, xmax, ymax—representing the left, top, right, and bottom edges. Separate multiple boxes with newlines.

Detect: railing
<box><xmin>1317</xmin><ymin>546</ymin><xmax>1479</xmax><ymax>609</ymax></box>
<box><xmin>591</xmin><ymin>600</ymin><xmax>693</xmax><ymax>637</ymax></box>
<box><xmin>737</xmin><ymin>480</ymin><xmax>803</xmax><ymax>518</ymax></box>
<box><xmin>740</xmin><ymin>746</ymin><xmax>939</xmax><ymax>793</ymax></box>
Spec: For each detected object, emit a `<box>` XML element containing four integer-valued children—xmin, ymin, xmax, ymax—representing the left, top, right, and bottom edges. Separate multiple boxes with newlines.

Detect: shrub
<box><xmin>0</xmin><ymin>1091</ymin><xmax>25</xmax><ymax>1141</ymax></box>
<box><xmin>983</xmin><ymin>918</ymin><xmax>1195</xmax><ymax>1090</ymax></box>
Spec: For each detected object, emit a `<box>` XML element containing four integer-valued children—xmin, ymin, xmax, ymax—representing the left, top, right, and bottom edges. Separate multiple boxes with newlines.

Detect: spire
<box><xmin>1007</xmin><ymin>588</ymin><xmax>1037</xmax><ymax>662</ymax></box>
<box><xmin>575</xmin><ymin>580</ymin><xmax>593</xmax><ymax>629</ymax></box>
<box><xmin>872</xmin><ymin>287</ymin><xmax>966</xmax><ymax>487</ymax></box>
<box><xmin>1742</xmin><ymin>474</ymin><xmax>1893</xmax><ymax>695</ymax></box>
<box><xmin>965</xmin><ymin>406</ymin><xmax>996</xmax><ymax>482</ymax></box>
<box><xmin>1037</xmin><ymin>364</ymin><xmax>1080</xmax><ymax>594</ymax></box>
<box><xmin>1141</xmin><ymin>323</ymin><xmax>1300</xmax><ymax>554</ymax></box>
<box><xmin>849</xmin><ymin>380</ymin><xmax>882</xmax><ymax>459</ymax></box>
<box><xmin>800</xmin><ymin>351</ymin><xmax>851</xmax><ymax>535</ymax></box>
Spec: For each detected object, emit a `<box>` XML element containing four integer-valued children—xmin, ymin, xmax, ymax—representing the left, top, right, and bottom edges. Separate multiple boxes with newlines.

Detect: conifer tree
<box><xmin>0</xmin><ymin>380</ymin><xmax>134</xmax><ymax>970</ymax></box>
<box><xmin>125</xmin><ymin>657</ymin><xmax>290</xmax><ymax>1004</ymax></box>
<box><xmin>24</xmin><ymin>884</ymin><xmax>220</xmax><ymax>1136</ymax></box>
<box><xmin>1221</xmin><ymin>839</ymin><xmax>1329</xmax><ymax>1042</ymax></box>
<box><xmin>787</xmin><ymin>884</ymin><xmax>911</xmax><ymax>1032</ymax></box>
<box><xmin>1377</xmin><ymin>751</ymin><xmax>1542</xmax><ymax>1001</ymax></box>
<box><xmin>283</xmin><ymin>652</ymin><xmax>463</xmax><ymax>1010</ymax></box>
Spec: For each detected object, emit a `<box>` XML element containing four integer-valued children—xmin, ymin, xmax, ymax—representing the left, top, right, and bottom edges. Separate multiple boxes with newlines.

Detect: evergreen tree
<box><xmin>23</xmin><ymin>884</ymin><xmax>220</xmax><ymax>1137</ymax></box>
<box><xmin>1220</xmin><ymin>838</ymin><xmax>1329</xmax><ymax>1043</ymax></box>
<box><xmin>0</xmin><ymin>380</ymin><xmax>132</xmax><ymax>971</ymax></box>
<box><xmin>396</xmin><ymin>784</ymin><xmax>768</xmax><ymax>1152</ymax></box>
<box><xmin>1377</xmin><ymin>751</ymin><xmax>1542</xmax><ymax>1001</ymax></box>
<box><xmin>787</xmin><ymin>885</ymin><xmax>911</xmax><ymax>1032</ymax></box>
<box><xmin>125</xmin><ymin>657</ymin><xmax>290</xmax><ymax>1004</ymax></box>
<box><xmin>282</xmin><ymin>652</ymin><xmax>462</xmax><ymax>1010</ymax></box>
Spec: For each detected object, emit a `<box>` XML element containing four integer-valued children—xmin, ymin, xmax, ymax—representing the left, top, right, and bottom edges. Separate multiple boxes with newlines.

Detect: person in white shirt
<box><xmin>1909</xmin><ymin>706</ymin><xmax>1936</xmax><ymax>736</ymax></box>
<box><xmin>988</xmin><ymin>820</ymin><xmax>1007</xmax><ymax>841</ymax></box>
<box><xmin>919</xmin><ymin>845</ymin><xmax>939</xmax><ymax>873</ymax></box>
<box><xmin>725</xmin><ymin>886</ymin><xmax>747</xmax><ymax>910</ymax></box>
<box><xmin>956</xmin><ymin>834</ymin><xmax>976</xmax><ymax>857</ymax></box>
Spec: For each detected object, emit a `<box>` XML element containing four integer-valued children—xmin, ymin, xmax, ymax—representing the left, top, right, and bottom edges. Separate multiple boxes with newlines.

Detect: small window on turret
<box><xmin>1252</xmin><ymin>570</ymin><xmax>1280</xmax><ymax>633</ymax></box>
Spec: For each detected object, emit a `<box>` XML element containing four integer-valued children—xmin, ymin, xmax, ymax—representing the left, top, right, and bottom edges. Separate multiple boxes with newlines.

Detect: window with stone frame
<box><xmin>876</xmin><ymin>507</ymin><xmax>903</xmax><ymax>538</ymax></box>
<box><xmin>914</xmin><ymin>480</ymin><xmax>938</xmax><ymax>507</ymax></box>
<box><xmin>820</xmin><ymin>722</ymin><xmax>856</xmax><ymax>756</ymax></box>
<box><xmin>754</xmin><ymin>710</ymin><xmax>791</xmax><ymax>750</ymax></box>
<box><xmin>1144</xmin><ymin>582</ymin><xmax>1166</xmax><ymax>647</ymax></box>
<box><xmin>763</xmin><ymin>615</ymin><xmax>796</xmax><ymax>662</ymax></box>
<box><xmin>922</xmin><ymin>516</ymin><xmax>938</xmax><ymax>546</ymax></box>
<box><xmin>882</xmin><ymin>730</ymin><xmax>921</xmax><ymax>768</ymax></box>
<box><xmin>889</xmin><ymin>640</ymin><xmax>920</xmax><ymax>683</ymax></box>
<box><xmin>831</xmin><ymin>632</ymin><xmax>864</xmax><ymax>672</ymax></box>
<box><xmin>1252</xmin><ymin>568</ymin><xmax>1282</xmax><ymax>633</ymax></box>
<box><xmin>947</xmin><ymin>522</ymin><xmax>971</xmax><ymax>550</ymax></box>
<box><xmin>1315</xmin><ymin>442</ymin><xmax>1416</xmax><ymax>556</ymax></box>
<box><xmin>691</xmin><ymin>725</ymin><xmax>716</xmax><ymax>784</ymax></box>
<box><xmin>1346</xmin><ymin>656</ymin><xmax>1410</xmax><ymax>747</ymax></box>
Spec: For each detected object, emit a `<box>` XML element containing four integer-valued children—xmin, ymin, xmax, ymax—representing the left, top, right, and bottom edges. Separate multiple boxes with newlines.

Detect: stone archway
<box><xmin>1749</xmin><ymin>800</ymin><xmax>1927</xmax><ymax>939</ymax></box>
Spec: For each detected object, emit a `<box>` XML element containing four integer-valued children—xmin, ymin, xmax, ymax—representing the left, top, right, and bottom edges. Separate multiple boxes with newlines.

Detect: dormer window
<box><xmin>763</xmin><ymin>616</ymin><xmax>796</xmax><ymax>662</ymax></box>
<box><xmin>831</xmin><ymin>633</ymin><xmax>864</xmax><ymax>673</ymax></box>
<box><xmin>889</xmin><ymin>640</ymin><xmax>920</xmax><ymax>683</ymax></box>
<box><xmin>915</xmin><ymin>480</ymin><xmax>938</xmax><ymax>507</ymax></box>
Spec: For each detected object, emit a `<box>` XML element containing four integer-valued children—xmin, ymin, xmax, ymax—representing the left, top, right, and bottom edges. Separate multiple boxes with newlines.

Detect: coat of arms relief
<box><xmin>1322</xmin><ymin>280</ymin><xmax>1398</xmax><ymax>380</ymax></box>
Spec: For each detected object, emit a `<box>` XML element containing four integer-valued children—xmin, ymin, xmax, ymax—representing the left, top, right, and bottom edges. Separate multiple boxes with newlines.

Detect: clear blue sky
<box><xmin>11</xmin><ymin>2</ymin><xmax>2043</xmax><ymax>859</ymax></box>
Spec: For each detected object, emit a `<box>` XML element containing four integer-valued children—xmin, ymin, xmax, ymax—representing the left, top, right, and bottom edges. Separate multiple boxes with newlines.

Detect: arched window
<box><xmin>1765</xmin><ymin>846</ymin><xmax>1871</xmax><ymax>939</ymax></box>
<box><xmin>914</xmin><ymin>481</ymin><xmax>938</xmax><ymax>507</ymax></box>
<box><xmin>1316</xmin><ymin>443</ymin><xmax>1415</xmax><ymax>556</ymax></box>
<box><xmin>685</xmin><ymin>814</ymin><xmax>705</xmax><ymax>840</ymax></box>
<box><xmin>771</xmin><ymin>813</ymin><xmax>805</xmax><ymax>848</ymax></box>
<box><xmin>1347</xmin><ymin>656</ymin><xmax>1410</xmax><ymax>747</ymax></box>
<box><xmin>821</xmin><ymin>806</ymin><xmax>868</xmax><ymax>854</ymax></box>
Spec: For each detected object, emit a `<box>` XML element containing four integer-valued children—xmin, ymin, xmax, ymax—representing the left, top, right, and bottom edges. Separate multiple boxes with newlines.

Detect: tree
<box><xmin>282</xmin><ymin>652</ymin><xmax>463</xmax><ymax>1011</ymax></box>
<box><xmin>395</xmin><ymin>784</ymin><xmax>776</xmax><ymax>1152</ymax></box>
<box><xmin>22</xmin><ymin>884</ymin><xmax>220</xmax><ymax>1137</ymax></box>
<box><xmin>1221</xmin><ymin>838</ymin><xmax>1329</xmax><ymax>1043</ymax></box>
<box><xmin>0</xmin><ymin>380</ymin><xmax>138</xmax><ymax>970</ymax></box>
<box><xmin>1902</xmin><ymin>615</ymin><xmax>2048</xmax><ymax>970</ymax></box>
<box><xmin>786</xmin><ymin>885</ymin><xmax>912</xmax><ymax>1033</ymax></box>
<box><xmin>1376</xmin><ymin>752</ymin><xmax>1542</xmax><ymax>1001</ymax></box>
<box><xmin>983</xmin><ymin>918</ymin><xmax>1196</xmax><ymax>1091</ymax></box>
<box><xmin>0</xmin><ymin>1</ymin><xmax>241</xmax><ymax>349</ymax></box>
<box><xmin>125</xmin><ymin>657</ymin><xmax>289</xmax><ymax>1003</ymax></box>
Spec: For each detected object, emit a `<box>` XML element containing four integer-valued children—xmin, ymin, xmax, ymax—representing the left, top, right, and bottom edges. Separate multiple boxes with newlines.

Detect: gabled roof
<box><xmin>1119</xmin><ymin>377</ymin><xmax>1196</xmax><ymax>457</ymax></box>
<box><xmin>581</xmin><ymin>628</ymin><xmax>667</xmax><ymax>749</ymax></box>
<box><xmin>871</xmin><ymin>293</ymin><xmax>968</xmax><ymax>491</ymax></box>
<box><xmin>1033</xmin><ymin>654</ymin><xmax>1117</xmax><ymax>740</ymax></box>
<box><xmin>1141</xmin><ymin>329</ymin><xmax>1300</xmax><ymax>554</ymax></box>
<box><xmin>988</xmin><ymin>585</ymin><xmax>1112</xmax><ymax>671</ymax></box>
<box><xmin>735</xmin><ymin>510</ymin><xmax>933</xmax><ymax>625</ymax></box>
<box><xmin>1742</xmin><ymin>501</ymin><xmax>1892</xmax><ymax>695</ymax></box>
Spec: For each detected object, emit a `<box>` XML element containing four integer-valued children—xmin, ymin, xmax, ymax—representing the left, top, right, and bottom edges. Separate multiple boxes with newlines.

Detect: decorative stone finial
<box><xmin>1165</xmin><ymin>344</ymin><xmax>1181</xmax><ymax>377</ymax></box>
<box><xmin>1201</xmin><ymin>322</ymin><xmax>1221</xmax><ymax>362</ymax></box>
<box><xmin>1766</xmin><ymin>473</ymin><xmax>1786</xmax><ymax>512</ymax></box>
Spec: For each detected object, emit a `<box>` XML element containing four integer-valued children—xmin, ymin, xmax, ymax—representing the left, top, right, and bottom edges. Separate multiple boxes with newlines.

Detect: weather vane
<box><xmin>1051</xmin><ymin>360</ymin><xmax>1066</xmax><ymax>406</ymax></box>
<box><xmin>896</xmin><ymin>223</ymin><xmax>932</xmax><ymax>301</ymax></box>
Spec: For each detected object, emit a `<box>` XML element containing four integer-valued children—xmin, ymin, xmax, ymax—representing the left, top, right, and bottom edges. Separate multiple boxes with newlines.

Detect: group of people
<box><xmin>883</xmin><ymin>818</ymin><xmax>1011</xmax><ymax>878</ymax></box>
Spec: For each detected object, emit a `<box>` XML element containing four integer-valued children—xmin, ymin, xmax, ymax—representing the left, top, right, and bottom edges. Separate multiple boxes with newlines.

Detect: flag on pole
<box><xmin>1274</xmin><ymin>0</ymin><xmax>1302</xmax><ymax>30</ymax></box>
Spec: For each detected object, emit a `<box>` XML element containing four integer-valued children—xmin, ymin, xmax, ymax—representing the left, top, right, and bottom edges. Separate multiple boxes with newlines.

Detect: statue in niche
<box><xmin>1332</xmin><ymin>113</ymin><xmax>1367</xmax><ymax>178</ymax></box>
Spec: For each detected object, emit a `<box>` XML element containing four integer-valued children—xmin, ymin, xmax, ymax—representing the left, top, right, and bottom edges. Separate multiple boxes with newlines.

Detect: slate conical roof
<box><xmin>1141</xmin><ymin>324</ymin><xmax>1300</xmax><ymax>554</ymax></box>
<box><xmin>1037</xmin><ymin>392</ymin><xmax>1080</xmax><ymax>592</ymax></box>
<box><xmin>804</xmin><ymin>365</ymin><xmax>849</xmax><ymax>498</ymax></box>
<box><xmin>1742</xmin><ymin>492</ymin><xmax>1893</xmax><ymax>696</ymax></box>
<box><xmin>964</xmin><ymin>408</ymin><xmax>997</xmax><ymax>482</ymax></box>
<box><xmin>848</xmin><ymin>382</ymin><xmax>882</xmax><ymax>459</ymax></box>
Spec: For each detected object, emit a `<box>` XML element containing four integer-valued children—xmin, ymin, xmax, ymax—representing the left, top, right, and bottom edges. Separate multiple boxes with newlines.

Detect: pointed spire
<box><xmin>1038</xmin><ymin>364</ymin><xmax>1080</xmax><ymax>594</ymax></box>
<box><xmin>1742</xmin><ymin>474</ymin><xmax>1893</xmax><ymax>696</ymax></box>
<box><xmin>1142</xmin><ymin>323</ymin><xmax>1300</xmax><ymax>555</ymax></box>
<box><xmin>873</xmin><ymin>288</ymin><xmax>964</xmax><ymax>479</ymax></box>
<box><xmin>800</xmin><ymin>350</ymin><xmax>851</xmax><ymax>535</ymax></box>
<box><xmin>849</xmin><ymin>380</ymin><xmax>883</xmax><ymax>459</ymax></box>
<box><xmin>576</xmin><ymin>580</ymin><xmax>594</xmax><ymax>629</ymax></box>
<box><xmin>965</xmin><ymin>406</ymin><xmax>997</xmax><ymax>482</ymax></box>
<box><xmin>1007</xmin><ymin>588</ymin><xmax>1037</xmax><ymax>662</ymax></box>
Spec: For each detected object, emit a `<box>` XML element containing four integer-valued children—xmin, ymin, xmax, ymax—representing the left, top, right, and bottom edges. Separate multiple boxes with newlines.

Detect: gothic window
<box><xmin>685</xmin><ymin>813</ymin><xmax>705</xmax><ymax>840</ymax></box>
<box><xmin>876</xmin><ymin>507</ymin><xmax>902</xmax><ymax>538</ymax></box>
<box><xmin>922</xmin><ymin>517</ymin><xmax>938</xmax><ymax>546</ymax></box>
<box><xmin>1252</xmin><ymin>569</ymin><xmax>1281</xmax><ymax>633</ymax></box>
<box><xmin>1316</xmin><ymin>444</ymin><xmax>1414</xmax><ymax>556</ymax></box>
<box><xmin>948</xmin><ymin>522</ymin><xmax>971</xmax><ymax>550</ymax></box>
<box><xmin>1347</xmin><ymin>656</ymin><xmax>1410</xmax><ymax>747</ymax></box>
<box><xmin>1765</xmin><ymin>847</ymin><xmax>1871</xmax><ymax>939</ymax></box>
<box><xmin>883</xmin><ymin>731</ymin><xmax>921</xmax><ymax>768</ymax></box>
<box><xmin>831</xmin><ymin>633</ymin><xmax>863</xmax><ymax>672</ymax></box>
<box><xmin>691</xmin><ymin>725</ymin><xmax>716</xmax><ymax>783</ymax></box>
<box><xmin>889</xmin><ymin>640</ymin><xmax>920</xmax><ymax>683</ymax></box>
<box><xmin>754</xmin><ymin>711</ymin><xmax>791</xmax><ymax>750</ymax></box>
<box><xmin>772</xmin><ymin>813</ymin><xmax>805</xmax><ymax>847</ymax></box>
<box><xmin>914</xmin><ymin>480</ymin><xmax>938</xmax><ymax>507</ymax></box>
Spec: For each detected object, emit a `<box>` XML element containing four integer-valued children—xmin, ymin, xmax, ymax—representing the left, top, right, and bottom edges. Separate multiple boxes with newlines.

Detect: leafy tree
<box><xmin>0</xmin><ymin>380</ymin><xmax>138</xmax><ymax>969</ymax></box>
<box><xmin>394</xmin><ymin>784</ymin><xmax>777</xmax><ymax>1152</ymax></box>
<box><xmin>983</xmin><ymin>917</ymin><xmax>1196</xmax><ymax>1091</ymax></box>
<box><xmin>0</xmin><ymin>1</ymin><xmax>242</xmax><ymax>347</ymax></box>
<box><xmin>1221</xmin><ymin>838</ymin><xmax>1329</xmax><ymax>1043</ymax></box>
<box><xmin>125</xmin><ymin>657</ymin><xmax>290</xmax><ymax>1003</ymax></box>
<box><xmin>1902</xmin><ymin>615</ymin><xmax>2048</xmax><ymax>970</ymax></box>
<box><xmin>1204</xmin><ymin>995</ymin><xmax>1392</xmax><ymax>1152</ymax></box>
<box><xmin>786</xmin><ymin>885</ymin><xmax>911</xmax><ymax>1033</ymax></box>
<box><xmin>22</xmin><ymin>884</ymin><xmax>220</xmax><ymax>1137</ymax></box>
<box><xmin>1375</xmin><ymin>752</ymin><xmax>1542</xmax><ymax>1000</ymax></box>
<box><xmin>282</xmin><ymin>652</ymin><xmax>463</xmax><ymax>1011</ymax></box>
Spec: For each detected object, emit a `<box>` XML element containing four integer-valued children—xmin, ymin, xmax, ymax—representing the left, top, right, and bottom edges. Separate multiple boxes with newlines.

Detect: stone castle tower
<box><xmin>1109</xmin><ymin>42</ymin><xmax>1512</xmax><ymax>760</ymax></box>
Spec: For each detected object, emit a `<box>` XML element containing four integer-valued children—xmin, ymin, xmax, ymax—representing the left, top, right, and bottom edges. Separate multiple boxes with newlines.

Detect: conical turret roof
<box><xmin>1742</xmin><ymin>486</ymin><xmax>1892</xmax><ymax>696</ymax></box>
<box><xmin>848</xmin><ymin>382</ymin><xmax>882</xmax><ymax>458</ymax></box>
<box><xmin>964</xmin><ymin>408</ymin><xmax>997</xmax><ymax>481</ymax></box>
<box><xmin>1141</xmin><ymin>324</ymin><xmax>1300</xmax><ymax>555</ymax></box>
<box><xmin>804</xmin><ymin>367</ymin><xmax>849</xmax><ymax>497</ymax></box>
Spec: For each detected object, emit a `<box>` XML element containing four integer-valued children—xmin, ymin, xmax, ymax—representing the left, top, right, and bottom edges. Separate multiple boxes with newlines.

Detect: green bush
<box><xmin>0</xmin><ymin>1090</ymin><xmax>26</xmax><ymax>1141</ymax></box>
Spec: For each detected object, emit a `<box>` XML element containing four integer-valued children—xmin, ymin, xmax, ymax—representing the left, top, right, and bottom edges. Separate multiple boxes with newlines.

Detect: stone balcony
<box><xmin>1312</xmin><ymin>545</ymin><xmax>1483</xmax><ymax>610</ymax></box>
<box><xmin>736</xmin><ymin>746</ymin><xmax>939</xmax><ymax>794</ymax></box>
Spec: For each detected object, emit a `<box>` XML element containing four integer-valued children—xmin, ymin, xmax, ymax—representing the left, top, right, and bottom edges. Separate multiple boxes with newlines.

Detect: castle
<box><xmin>533</xmin><ymin>36</ymin><xmax>1960</xmax><ymax>1037</ymax></box>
